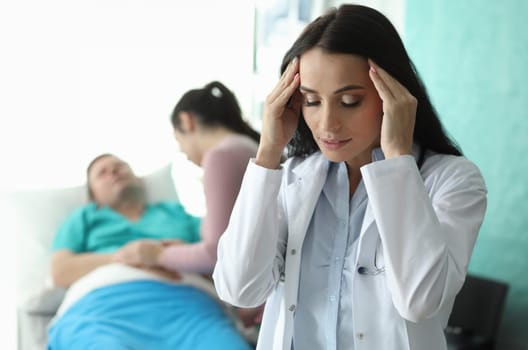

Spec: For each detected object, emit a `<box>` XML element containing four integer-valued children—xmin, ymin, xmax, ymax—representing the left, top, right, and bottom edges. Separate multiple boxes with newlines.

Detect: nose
<box><xmin>319</xmin><ymin>105</ymin><xmax>340</xmax><ymax>132</ymax></box>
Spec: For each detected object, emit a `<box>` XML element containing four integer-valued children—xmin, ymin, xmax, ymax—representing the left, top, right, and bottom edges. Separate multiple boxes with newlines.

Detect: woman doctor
<box><xmin>213</xmin><ymin>4</ymin><xmax>487</xmax><ymax>350</ymax></box>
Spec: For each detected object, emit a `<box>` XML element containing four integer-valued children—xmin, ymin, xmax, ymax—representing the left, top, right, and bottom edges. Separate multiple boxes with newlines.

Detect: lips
<box><xmin>319</xmin><ymin>138</ymin><xmax>351</xmax><ymax>150</ymax></box>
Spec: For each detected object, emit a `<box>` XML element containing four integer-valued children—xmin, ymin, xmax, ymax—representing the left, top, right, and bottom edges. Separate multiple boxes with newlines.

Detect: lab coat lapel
<box><xmin>355</xmin><ymin>203</ymin><xmax>378</xmax><ymax>268</ymax></box>
<box><xmin>279</xmin><ymin>154</ymin><xmax>328</xmax><ymax>350</ymax></box>
<box><xmin>360</xmin><ymin>203</ymin><xmax>376</xmax><ymax>238</ymax></box>
<box><xmin>285</xmin><ymin>154</ymin><xmax>329</xmax><ymax>241</ymax></box>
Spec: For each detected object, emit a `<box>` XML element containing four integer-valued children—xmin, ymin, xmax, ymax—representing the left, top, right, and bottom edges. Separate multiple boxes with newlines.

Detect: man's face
<box><xmin>88</xmin><ymin>155</ymin><xmax>142</xmax><ymax>206</ymax></box>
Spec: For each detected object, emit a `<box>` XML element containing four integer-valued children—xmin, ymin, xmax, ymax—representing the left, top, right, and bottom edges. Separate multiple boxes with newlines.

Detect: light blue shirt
<box><xmin>292</xmin><ymin>161</ymin><xmax>368</xmax><ymax>350</ymax></box>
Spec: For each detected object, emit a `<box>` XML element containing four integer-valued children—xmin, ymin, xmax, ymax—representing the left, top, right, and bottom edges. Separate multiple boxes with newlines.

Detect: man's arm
<box><xmin>52</xmin><ymin>249</ymin><xmax>183</xmax><ymax>288</ymax></box>
<box><xmin>51</xmin><ymin>250</ymin><xmax>114</xmax><ymax>288</ymax></box>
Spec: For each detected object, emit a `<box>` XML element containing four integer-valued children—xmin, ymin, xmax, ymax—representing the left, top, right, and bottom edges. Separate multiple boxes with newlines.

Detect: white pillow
<box><xmin>3</xmin><ymin>163</ymin><xmax>178</xmax><ymax>306</ymax></box>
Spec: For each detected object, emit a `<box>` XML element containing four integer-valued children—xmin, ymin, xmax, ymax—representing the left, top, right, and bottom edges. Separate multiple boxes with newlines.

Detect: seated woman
<box><xmin>114</xmin><ymin>81</ymin><xmax>264</xmax><ymax>328</ymax></box>
<box><xmin>47</xmin><ymin>154</ymin><xmax>252</xmax><ymax>350</ymax></box>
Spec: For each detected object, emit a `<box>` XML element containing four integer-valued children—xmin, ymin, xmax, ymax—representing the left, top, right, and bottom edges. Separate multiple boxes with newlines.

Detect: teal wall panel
<box><xmin>405</xmin><ymin>1</ymin><xmax>528</xmax><ymax>348</ymax></box>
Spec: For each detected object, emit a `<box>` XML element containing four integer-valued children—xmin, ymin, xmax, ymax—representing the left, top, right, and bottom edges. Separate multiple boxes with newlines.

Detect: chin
<box><xmin>319</xmin><ymin>150</ymin><xmax>349</xmax><ymax>163</ymax></box>
<box><xmin>318</xmin><ymin>145</ymin><xmax>375</xmax><ymax>167</ymax></box>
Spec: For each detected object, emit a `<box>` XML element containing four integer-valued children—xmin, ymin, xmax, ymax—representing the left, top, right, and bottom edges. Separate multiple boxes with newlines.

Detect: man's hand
<box><xmin>113</xmin><ymin>239</ymin><xmax>163</xmax><ymax>267</ymax></box>
<box><xmin>160</xmin><ymin>239</ymin><xmax>184</xmax><ymax>247</ymax></box>
<box><xmin>141</xmin><ymin>266</ymin><xmax>182</xmax><ymax>281</ymax></box>
<box><xmin>236</xmin><ymin>304</ymin><xmax>265</xmax><ymax>328</ymax></box>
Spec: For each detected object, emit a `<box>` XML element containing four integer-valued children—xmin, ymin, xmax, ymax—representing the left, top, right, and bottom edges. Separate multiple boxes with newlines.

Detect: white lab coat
<box><xmin>213</xmin><ymin>150</ymin><xmax>487</xmax><ymax>350</ymax></box>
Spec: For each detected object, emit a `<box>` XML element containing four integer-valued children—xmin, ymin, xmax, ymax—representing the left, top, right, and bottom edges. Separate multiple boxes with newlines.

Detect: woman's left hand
<box><xmin>113</xmin><ymin>240</ymin><xmax>163</xmax><ymax>268</ymax></box>
<box><xmin>368</xmin><ymin>59</ymin><xmax>417</xmax><ymax>158</ymax></box>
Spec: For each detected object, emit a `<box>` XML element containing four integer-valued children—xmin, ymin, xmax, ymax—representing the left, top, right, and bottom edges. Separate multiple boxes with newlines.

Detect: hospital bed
<box><xmin>4</xmin><ymin>163</ymin><xmax>256</xmax><ymax>349</ymax></box>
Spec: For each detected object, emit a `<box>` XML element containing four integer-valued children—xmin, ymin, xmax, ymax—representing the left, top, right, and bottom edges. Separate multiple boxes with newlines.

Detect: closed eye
<box><xmin>341</xmin><ymin>101</ymin><xmax>360</xmax><ymax>108</ymax></box>
<box><xmin>341</xmin><ymin>95</ymin><xmax>362</xmax><ymax>108</ymax></box>
<box><xmin>304</xmin><ymin>100</ymin><xmax>320</xmax><ymax>107</ymax></box>
<box><xmin>97</xmin><ymin>168</ymin><xmax>107</xmax><ymax>178</ymax></box>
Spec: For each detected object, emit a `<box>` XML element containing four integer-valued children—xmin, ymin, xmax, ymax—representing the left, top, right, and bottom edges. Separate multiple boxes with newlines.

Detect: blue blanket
<box><xmin>48</xmin><ymin>280</ymin><xmax>252</xmax><ymax>350</ymax></box>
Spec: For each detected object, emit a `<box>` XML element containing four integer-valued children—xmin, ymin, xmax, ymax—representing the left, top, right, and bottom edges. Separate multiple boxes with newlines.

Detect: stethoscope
<box><xmin>357</xmin><ymin>254</ymin><xmax>385</xmax><ymax>275</ymax></box>
<box><xmin>357</xmin><ymin>236</ymin><xmax>385</xmax><ymax>276</ymax></box>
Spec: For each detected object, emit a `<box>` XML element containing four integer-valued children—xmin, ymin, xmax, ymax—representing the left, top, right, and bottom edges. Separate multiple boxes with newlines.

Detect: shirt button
<box><xmin>356</xmin><ymin>332</ymin><xmax>364</xmax><ymax>340</ymax></box>
<box><xmin>290</xmin><ymin>249</ymin><xmax>296</xmax><ymax>255</ymax></box>
<box><xmin>288</xmin><ymin>304</ymin><xmax>296</xmax><ymax>312</ymax></box>
<box><xmin>329</xmin><ymin>295</ymin><xmax>336</xmax><ymax>302</ymax></box>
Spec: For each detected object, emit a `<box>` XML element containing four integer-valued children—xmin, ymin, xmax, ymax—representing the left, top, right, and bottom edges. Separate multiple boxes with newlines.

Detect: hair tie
<box><xmin>211</xmin><ymin>86</ymin><xmax>223</xmax><ymax>98</ymax></box>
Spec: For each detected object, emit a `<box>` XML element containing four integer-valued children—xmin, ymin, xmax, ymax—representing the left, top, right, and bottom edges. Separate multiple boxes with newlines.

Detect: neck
<box><xmin>111</xmin><ymin>184</ymin><xmax>147</xmax><ymax>221</ymax></box>
<box><xmin>346</xmin><ymin>168</ymin><xmax>362</xmax><ymax>199</ymax></box>
<box><xmin>195</xmin><ymin>126</ymin><xmax>236</xmax><ymax>163</ymax></box>
<box><xmin>345</xmin><ymin>148</ymin><xmax>374</xmax><ymax>198</ymax></box>
<box><xmin>113</xmin><ymin>199</ymin><xmax>145</xmax><ymax>221</ymax></box>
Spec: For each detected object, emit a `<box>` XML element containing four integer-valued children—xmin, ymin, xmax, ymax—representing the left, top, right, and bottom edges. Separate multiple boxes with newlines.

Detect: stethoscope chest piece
<box><xmin>357</xmin><ymin>234</ymin><xmax>385</xmax><ymax>276</ymax></box>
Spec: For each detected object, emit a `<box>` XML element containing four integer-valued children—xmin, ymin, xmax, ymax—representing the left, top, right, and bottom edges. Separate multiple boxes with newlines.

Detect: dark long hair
<box><xmin>282</xmin><ymin>4</ymin><xmax>461</xmax><ymax>165</ymax></box>
<box><xmin>171</xmin><ymin>81</ymin><xmax>260</xmax><ymax>144</ymax></box>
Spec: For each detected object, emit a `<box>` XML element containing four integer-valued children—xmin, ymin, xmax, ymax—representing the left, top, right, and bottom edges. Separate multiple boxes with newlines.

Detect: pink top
<box><xmin>160</xmin><ymin>134</ymin><xmax>259</xmax><ymax>274</ymax></box>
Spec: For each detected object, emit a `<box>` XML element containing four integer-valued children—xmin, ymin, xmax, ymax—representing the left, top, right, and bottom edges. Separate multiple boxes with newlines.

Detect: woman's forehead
<box><xmin>299</xmin><ymin>49</ymin><xmax>370</xmax><ymax>91</ymax></box>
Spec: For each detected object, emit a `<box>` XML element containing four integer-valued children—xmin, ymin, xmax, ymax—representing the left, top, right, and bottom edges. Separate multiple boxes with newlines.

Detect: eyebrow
<box><xmin>299</xmin><ymin>84</ymin><xmax>365</xmax><ymax>94</ymax></box>
<box><xmin>94</xmin><ymin>166</ymin><xmax>107</xmax><ymax>176</ymax></box>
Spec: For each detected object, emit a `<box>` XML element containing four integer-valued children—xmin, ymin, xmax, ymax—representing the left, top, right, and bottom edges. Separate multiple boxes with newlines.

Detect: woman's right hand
<box><xmin>256</xmin><ymin>57</ymin><xmax>302</xmax><ymax>169</ymax></box>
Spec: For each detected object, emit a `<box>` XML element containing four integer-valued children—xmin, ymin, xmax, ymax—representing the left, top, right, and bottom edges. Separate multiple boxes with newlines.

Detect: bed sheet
<box><xmin>47</xmin><ymin>264</ymin><xmax>253</xmax><ymax>350</ymax></box>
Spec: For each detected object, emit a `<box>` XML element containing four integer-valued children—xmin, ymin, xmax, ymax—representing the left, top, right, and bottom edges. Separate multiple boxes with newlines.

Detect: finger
<box><xmin>288</xmin><ymin>88</ymin><xmax>303</xmax><ymax>111</ymax></box>
<box><xmin>267</xmin><ymin>57</ymin><xmax>299</xmax><ymax>103</ymax></box>
<box><xmin>283</xmin><ymin>56</ymin><xmax>299</xmax><ymax>81</ymax></box>
<box><xmin>272</xmin><ymin>58</ymin><xmax>299</xmax><ymax>103</ymax></box>
<box><xmin>369</xmin><ymin>59</ymin><xmax>408</xmax><ymax>98</ymax></box>
<box><xmin>369</xmin><ymin>64</ymin><xmax>394</xmax><ymax>102</ymax></box>
<box><xmin>161</xmin><ymin>239</ymin><xmax>183</xmax><ymax>246</ymax></box>
<box><xmin>276</xmin><ymin>72</ymin><xmax>300</xmax><ymax>110</ymax></box>
<box><xmin>112</xmin><ymin>251</ymin><xmax>123</xmax><ymax>262</ymax></box>
<box><xmin>114</xmin><ymin>251</ymin><xmax>131</xmax><ymax>264</ymax></box>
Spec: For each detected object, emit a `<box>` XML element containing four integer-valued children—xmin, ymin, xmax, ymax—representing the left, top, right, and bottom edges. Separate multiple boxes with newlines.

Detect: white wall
<box><xmin>0</xmin><ymin>0</ymin><xmax>255</xmax><ymax>190</ymax></box>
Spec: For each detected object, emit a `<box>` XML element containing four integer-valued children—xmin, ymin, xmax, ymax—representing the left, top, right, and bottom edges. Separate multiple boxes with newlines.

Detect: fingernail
<box><xmin>370</xmin><ymin>65</ymin><xmax>377</xmax><ymax>74</ymax></box>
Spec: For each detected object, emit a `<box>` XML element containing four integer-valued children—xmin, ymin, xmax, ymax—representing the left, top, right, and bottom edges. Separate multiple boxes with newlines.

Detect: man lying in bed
<box><xmin>48</xmin><ymin>153</ymin><xmax>253</xmax><ymax>350</ymax></box>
